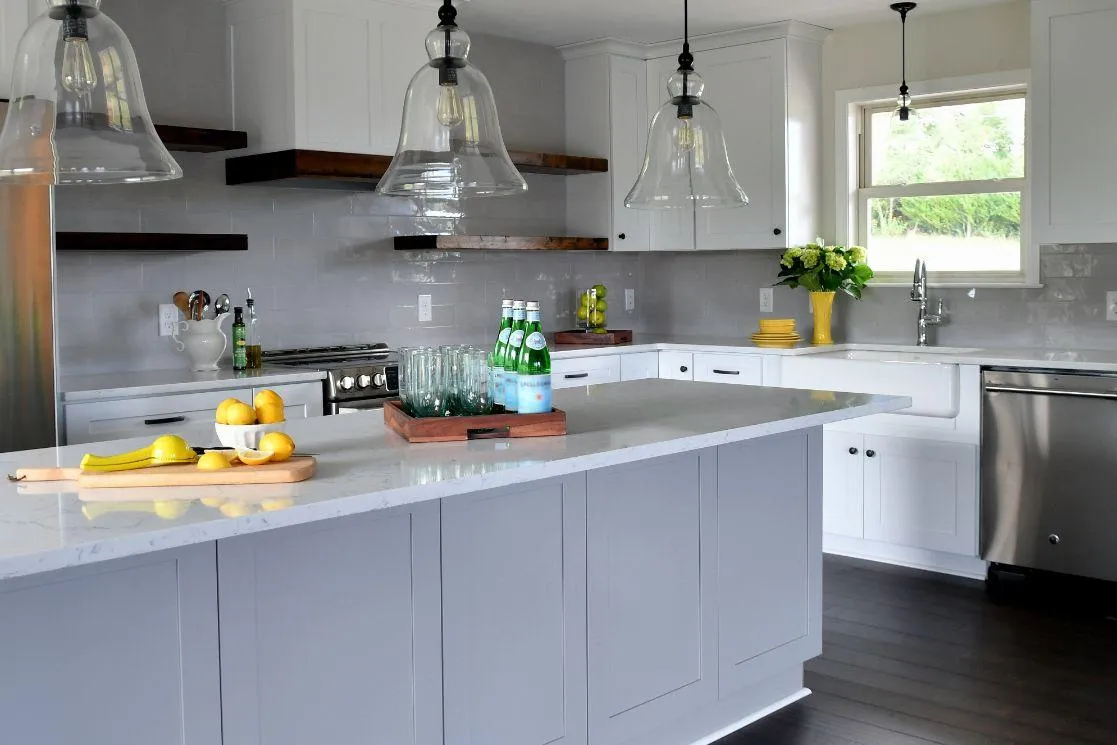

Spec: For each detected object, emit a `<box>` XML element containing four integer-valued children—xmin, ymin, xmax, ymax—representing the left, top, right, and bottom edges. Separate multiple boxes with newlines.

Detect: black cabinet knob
<box><xmin>849</xmin><ymin>447</ymin><xmax>859</xmax><ymax>455</ymax></box>
<box><xmin>618</xmin><ymin>233</ymin><xmax>626</xmax><ymax>240</ymax></box>
<box><xmin>1048</xmin><ymin>534</ymin><xmax>1061</xmax><ymax>545</ymax></box>
<box><xmin>866</xmin><ymin>450</ymin><xmax>876</xmax><ymax>458</ymax></box>
<box><xmin>680</xmin><ymin>366</ymin><xmax>688</xmax><ymax>373</ymax></box>
<box><xmin>773</xmin><ymin>228</ymin><xmax>783</xmax><ymax>236</ymax></box>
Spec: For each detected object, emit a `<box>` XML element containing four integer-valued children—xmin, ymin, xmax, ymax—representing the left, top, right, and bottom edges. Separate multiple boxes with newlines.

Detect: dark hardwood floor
<box><xmin>719</xmin><ymin>556</ymin><xmax>1117</xmax><ymax>745</ymax></box>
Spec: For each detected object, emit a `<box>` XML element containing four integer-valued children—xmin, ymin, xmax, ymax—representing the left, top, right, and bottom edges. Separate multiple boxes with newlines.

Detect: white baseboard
<box><xmin>823</xmin><ymin>534</ymin><xmax>988</xmax><ymax>580</ymax></box>
<box><xmin>687</xmin><ymin>688</ymin><xmax>811</xmax><ymax>745</ymax></box>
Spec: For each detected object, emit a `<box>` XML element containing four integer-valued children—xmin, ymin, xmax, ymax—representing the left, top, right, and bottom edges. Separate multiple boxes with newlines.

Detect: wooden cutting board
<box><xmin>10</xmin><ymin>457</ymin><xmax>316</xmax><ymax>489</ymax></box>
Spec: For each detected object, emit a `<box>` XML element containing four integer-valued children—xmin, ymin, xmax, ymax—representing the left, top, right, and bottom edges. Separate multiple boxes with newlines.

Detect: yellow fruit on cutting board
<box><xmin>215</xmin><ymin>397</ymin><xmax>243</xmax><ymax>425</ymax></box>
<box><xmin>255</xmin><ymin>402</ymin><xmax>286</xmax><ymax>424</ymax></box>
<box><xmin>225</xmin><ymin>401</ymin><xmax>257</xmax><ymax>426</ymax></box>
<box><xmin>259</xmin><ymin>432</ymin><xmax>296</xmax><ymax>462</ymax></box>
<box><xmin>154</xmin><ymin>500</ymin><xmax>190</xmax><ymax>520</ymax></box>
<box><xmin>197</xmin><ymin>452</ymin><xmax>233</xmax><ymax>471</ymax></box>
<box><xmin>254</xmin><ymin>389</ymin><xmax>284</xmax><ymax>409</ymax></box>
<box><xmin>237</xmin><ymin>448</ymin><xmax>274</xmax><ymax>466</ymax></box>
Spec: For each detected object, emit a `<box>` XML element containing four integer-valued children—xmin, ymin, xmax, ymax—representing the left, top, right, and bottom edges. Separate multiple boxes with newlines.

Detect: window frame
<box><xmin>835</xmin><ymin>70</ymin><xmax>1035</xmax><ymax>287</ymax></box>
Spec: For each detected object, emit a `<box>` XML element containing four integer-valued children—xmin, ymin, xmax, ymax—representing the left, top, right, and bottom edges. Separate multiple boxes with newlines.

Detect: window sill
<box><xmin>869</xmin><ymin>282</ymin><xmax>1044</xmax><ymax>290</ymax></box>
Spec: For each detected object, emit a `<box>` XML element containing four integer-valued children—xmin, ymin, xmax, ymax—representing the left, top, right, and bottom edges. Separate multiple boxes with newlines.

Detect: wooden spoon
<box><xmin>172</xmin><ymin>291</ymin><xmax>189</xmax><ymax>315</ymax></box>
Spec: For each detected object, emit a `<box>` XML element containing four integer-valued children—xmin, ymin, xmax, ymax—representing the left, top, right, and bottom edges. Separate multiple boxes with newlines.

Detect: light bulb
<box><xmin>436</xmin><ymin>84</ymin><xmax>464</xmax><ymax>127</ymax></box>
<box><xmin>674</xmin><ymin>118</ymin><xmax>696</xmax><ymax>153</ymax></box>
<box><xmin>61</xmin><ymin>37</ymin><xmax>98</xmax><ymax>95</ymax></box>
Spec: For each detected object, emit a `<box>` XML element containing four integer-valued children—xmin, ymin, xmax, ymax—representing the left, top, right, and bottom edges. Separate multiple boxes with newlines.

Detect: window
<box><xmin>840</xmin><ymin>75</ymin><xmax>1031</xmax><ymax>285</ymax></box>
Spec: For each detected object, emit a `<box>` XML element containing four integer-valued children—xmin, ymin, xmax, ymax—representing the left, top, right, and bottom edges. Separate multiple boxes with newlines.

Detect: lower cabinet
<box><xmin>619</xmin><ymin>351</ymin><xmax>661</xmax><ymax>381</ymax></box>
<box><xmin>441</xmin><ymin>477</ymin><xmax>588</xmax><ymax>745</ymax></box>
<box><xmin>217</xmin><ymin>503</ymin><xmax>443</xmax><ymax>745</ymax></box>
<box><xmin>64</xmin><ymin>387</ymin><xmax>255</xmax><ymax>445</ymax></box>
<box><xmin>253</xmin><ymin>381</ymin><xmax>324</xmax><ymax>419</ymax></box>
<box><xmin>0</xmin><ymin>545</ymin><xmax>221</xmax><ymax>745</ymax></box>
<box><xmin>552</xmin><ymin>355</ymin><xmax>623</xmax><ymax>389</ymax></box>
<box><xmin>822</xmin><ymin>431</ymin><xmax>866</xmax><ymax>538</ymax></box>
<box><xmin>692</xmin><ymin>353</ymin><xmax>764</xmax><ymax>385</ymax></box>
<box><xmin>659</xmin><ymin>351</ymin><xmax>694</xmax><ymax>380</ymax></box>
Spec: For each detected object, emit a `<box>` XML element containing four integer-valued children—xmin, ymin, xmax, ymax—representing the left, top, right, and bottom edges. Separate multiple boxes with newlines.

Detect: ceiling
<box><xmin>458</xmin><ymin>0</ymin><xmax>1011</xmax><ymax>47</ymax></box>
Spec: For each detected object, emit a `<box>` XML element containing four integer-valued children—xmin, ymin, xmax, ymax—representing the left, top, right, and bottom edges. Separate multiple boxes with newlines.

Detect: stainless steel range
<box><xmin>263</xmin><ymin>344</ymin><xmax>399</xmax><ymax>414</ymax></box>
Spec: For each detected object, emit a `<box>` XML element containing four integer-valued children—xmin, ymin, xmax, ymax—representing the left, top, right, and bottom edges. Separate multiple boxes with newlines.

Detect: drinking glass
<box><xmin>457</xmin><ymin>347</ymin><xmax>493</xmax><ymax>416</ymax></box>
<box><xmin>404</xmin><ymin>347</ymin><xmax>447</xmax><ymax>418</ymax></box>
<box><xmin>442</xmin><ymin>345</ymin><xmax>466</xmax><ymax>416</ymax></box>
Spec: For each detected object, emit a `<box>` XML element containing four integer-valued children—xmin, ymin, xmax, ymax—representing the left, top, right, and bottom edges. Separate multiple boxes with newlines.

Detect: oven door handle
<box><xmin>985</xmin><ymin>384</ymin><xmax>1117</xmax><ymax>401</ymax></box>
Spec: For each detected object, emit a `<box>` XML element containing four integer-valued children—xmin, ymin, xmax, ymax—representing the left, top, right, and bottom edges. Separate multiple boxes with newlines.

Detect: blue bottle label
<box><xmin>491</xmin><ymin>367</ymin><xmax>505</xmax><ymax>406</ymax></box>
<box><xmin>505</xmin><ymin>372</ymin><xmax>520</xmax><ymax>410</ymax></box>
<box><xmin>517</xmin><ymin>374</ymin><xmax>552</xmax><ymax>414</ymax></box>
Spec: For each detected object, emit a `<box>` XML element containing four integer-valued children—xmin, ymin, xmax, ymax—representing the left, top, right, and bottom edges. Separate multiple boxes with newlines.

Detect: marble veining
<box><xmin>0</xmin><ymin>381</ymin><xmax>908</xmax><ymax>581</ymax></box>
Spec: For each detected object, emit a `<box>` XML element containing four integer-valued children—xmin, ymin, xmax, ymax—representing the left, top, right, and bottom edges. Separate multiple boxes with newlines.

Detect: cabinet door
<box><xmin>442</xmin><ymin>476</ymin><xmax>587</xmax><ymax>745</ymax></box>
<box><xmin>658</xmin><ymin>350</ymin><xmax>694</xmax><ymax>380</ymax></box>
<box><xmin>822</xmin><ymin>430</ymin><xmax>865</xmax><ymax>539</ymax></box>
<box><xmin>587</xmin><ymin>452</ymin><xmax>716</xmax><ymax>744</ymax></box>
<box><xmin>692</xmin><ymin>352</ymin><xmax>764</xmax><ymax>385</ymax></box>
<box><xmin>64</xmin><ymin>388</ymin><xmax>254</xmax><ymax>445</ymax></box>
<box><xmin>696</xmin><ymin>39</ymin><xmax>788</xmax><ymax>250</ymax></box>
<box><xmin>254</xmin><ymin>382</ymin><xmax>324</xmax><ymax>418</ymax></box>
<box><xmin>620</xmin><ymin>351</ymin><xmax>660</xmax><ymax>381</ymax></box>
<box><xmin>864</xmin><ymin>436</ymin><xmax>979</xmax><ymax>556</ymax></box>
<box><xmin>218</xmin><ymin>503</ymin><xmax>443</xmax><ymax>745</ymax></box>
<box><xmin>552</xmin><ymin>355</ymin><xmax>622</xmax><ymax>389</ymax></box>
<box><xmin>1033</xmin><ymin>0</ymin><xmax>1117</xmax><ymax>244</ymax></box>
<box><xmin>610</xmin><ymin>55</ymin><xmax>652</xmax><ymax>252</ymax></box>
<box><xmin>646</xmin><ymin>55</ymin><xmax>696</xmax><ymax>251</ymax></box>
<box><xmin>717</xmin><ymin>431</ymin><xmax>820</xmax><ymax>695</ymax></box>
<box><xmin>0</xmin><ymin>545</ymin><xmax>220</xmax><ymax>745</ymax></box>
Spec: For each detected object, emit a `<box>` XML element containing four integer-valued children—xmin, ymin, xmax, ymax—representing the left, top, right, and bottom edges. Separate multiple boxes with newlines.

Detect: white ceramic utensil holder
<box><xmin>173</xmin><ymin>318</ymin><xmax>229</xmax><ymax>371</ymax></box>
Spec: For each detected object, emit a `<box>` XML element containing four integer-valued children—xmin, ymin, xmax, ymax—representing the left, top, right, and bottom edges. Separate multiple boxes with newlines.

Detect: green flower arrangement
<box><xmin>775</xmin><ymin>238</ymin><xmax>874</xmax><ymax>299</ymax></box>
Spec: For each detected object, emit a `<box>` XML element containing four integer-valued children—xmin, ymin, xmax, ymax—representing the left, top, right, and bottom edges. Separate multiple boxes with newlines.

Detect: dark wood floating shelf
<box><xmin>395</xmin><ymin>235</ymin><xmax>609</xmax><ymax>251</ymax></box>
<box><xmin>225</xmin><ymin>148</ymin><xmax>608</xmax><ymax>187</ymax></box>
<box><xmin>56</xmin><ymin>232</ymin><xmax>249</xmax><ymax>252</ymax></box>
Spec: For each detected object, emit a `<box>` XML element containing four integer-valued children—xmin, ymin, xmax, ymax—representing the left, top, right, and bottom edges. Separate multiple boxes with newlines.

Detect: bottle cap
<box><xmin>526</xmin><ymin>301</ymin><xmax>540</xmax><ymax>311</ymax></box>
<box><xmin>502</xmin><ymin>298</ymin><xmax>513</xmax><ymax>308</ymax></box>
<box><xmin>234</xmin><ymin>306</ymin><xmax>243</xmax><ymax>314</ymax></box>
<box><xmin>246</xmin><ymin>298</ymin><xmax>255</xmax><ymax>307</ymax></box>
<box><xmin>512</xmin><ymin>299</ymin><xmax>526</xmax><ymax>308</ymax></box>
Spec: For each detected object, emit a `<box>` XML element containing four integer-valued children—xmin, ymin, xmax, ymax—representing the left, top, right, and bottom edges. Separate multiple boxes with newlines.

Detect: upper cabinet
<box><xmin>1032</xmin><ymin>0</ymin><xmax>1117</xmax><ymax>245</ymax></box>
<box><xmin>563</xmin><ymin>23</ymin><xmax>826</xmax><ymax>252</ymax></box>
<box><xmin>225</xmin><ymin>0</ymin><xmax>430</xmax><ymax>155</ymax></box>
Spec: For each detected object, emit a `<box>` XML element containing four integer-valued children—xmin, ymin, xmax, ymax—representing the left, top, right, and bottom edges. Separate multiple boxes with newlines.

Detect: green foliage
<box><xmin>775</xmin><ymin>240</ymin><xmax>874</xmax><ymax>300</ymax></box>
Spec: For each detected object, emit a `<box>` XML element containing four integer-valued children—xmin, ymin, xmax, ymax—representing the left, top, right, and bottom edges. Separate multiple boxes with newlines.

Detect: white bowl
<box><xmin>215</xmin><ymin>422</ymin><xmax>286</xmax><ymax>450</ymax></box>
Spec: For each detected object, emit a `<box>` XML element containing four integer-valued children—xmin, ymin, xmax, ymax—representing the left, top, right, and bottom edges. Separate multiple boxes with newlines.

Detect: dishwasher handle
<box><xmin>985</xmin><ymin>384</ymin><xmax>1117</xmax><ymax>401</ymax></box>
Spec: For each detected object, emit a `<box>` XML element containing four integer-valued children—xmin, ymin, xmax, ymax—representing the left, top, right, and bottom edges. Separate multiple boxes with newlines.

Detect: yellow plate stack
<box><xmin>751</xmin><ymin>318</ymin><xmax>801</xmax><ymax>348</ymax></box>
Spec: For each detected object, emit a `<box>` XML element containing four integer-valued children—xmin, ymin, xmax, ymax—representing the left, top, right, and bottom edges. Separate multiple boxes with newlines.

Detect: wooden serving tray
<box><xmin>10</xmin><ymin>457</ymin><xmax>317</xmax><ymax>488</ymax></box>
<box><xmin>384</xmin><ymin>400</ymin><xmax>566</xmax><ymax>443</ymax></box>
<box><xmin>554</xmin><ymin>329</ymin><xmax>633</xmax><ymax>345</ymax></box>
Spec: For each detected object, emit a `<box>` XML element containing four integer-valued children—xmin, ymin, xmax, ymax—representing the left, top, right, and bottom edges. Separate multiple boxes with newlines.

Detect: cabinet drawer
<box><xmin>64</xmin><ymin>388</ymin><xmax>254</xmax><ymax>445</ymax></box>
<box><xmin>552</xmin><ymin>356</ymin><xmax>622</xmax><ymax>389</ymax></box>
<box><xmin>692</xmin><ymin>353</ymin><xmax>763</xmax><ymax>385</ymax></box>
<box><xmin>255</xmin><ymin>382</ymin><xmax>324</xmax><ymax>419</ymax></box>
<box><xmin>659</xmin><ymin>351</ymin><xmax>694</xmax><ymax>381</ymax></box>
<box><xmin>620</xmin><ymin>352</ymin><xmax>660</xmax><ymax>381</ymax></box>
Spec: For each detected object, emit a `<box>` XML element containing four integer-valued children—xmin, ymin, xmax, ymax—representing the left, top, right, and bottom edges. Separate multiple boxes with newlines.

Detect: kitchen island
<box><xmin>0</xmin><ymin>380</ymin><xmax>908</xmax><ymax>745</ymax></box>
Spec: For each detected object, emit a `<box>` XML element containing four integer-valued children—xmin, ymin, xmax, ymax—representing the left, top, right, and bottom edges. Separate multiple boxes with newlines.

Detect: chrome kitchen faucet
<box><xmin>911</xmin><ymin>259</ymin><xmax>945</xmax><ymax>346</ymax></box>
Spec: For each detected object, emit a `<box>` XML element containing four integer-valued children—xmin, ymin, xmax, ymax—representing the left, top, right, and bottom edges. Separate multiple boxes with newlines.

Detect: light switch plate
<box><xmin>625</xmin><ymin>288</ymin><xmax>635</xmax><ymax>312</ymax></box>
<box><xmin>759</xmin><ymin>288</ymin><xmax>774</xmax><ymax>313</ymax></box>
<box><xmin>1108</xmin><ymin>292</ymin><xmax>1117</xmax><ymax>322</ymax></box>
<box><xmin>418</xmin><ymin>294</ymin><xmax>433</xmax><ymax>323</ymax></box>
<box><xmin>158</xmin><ymin>304</ymin><xmax>178</xmax><ymax>337</ymax></box>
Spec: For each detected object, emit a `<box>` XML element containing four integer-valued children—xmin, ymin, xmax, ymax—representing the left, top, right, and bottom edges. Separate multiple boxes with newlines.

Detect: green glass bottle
<box><xmin>232</xmin><ymin>306</ymin><xmax>247</xmax><ymax>371</ymax></box>
<box><xmin>516</xmin><ymin>301</ymin><xmax>552</xmax><ymax>414</ymax></box>
<box><xmin>489</xmin><ymin>299</ymin><xmax>514</xmax><ymax>407</ymax></box>
<box><xmin>503</xmin><ymin>299</ymin><xmax>527</xmax><ymax>412</ymax></box>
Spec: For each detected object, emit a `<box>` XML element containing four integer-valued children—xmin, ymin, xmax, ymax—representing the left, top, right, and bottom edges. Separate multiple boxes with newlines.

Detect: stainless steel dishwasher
<box><xmin>982</xmin><ymin>369</ymin><xmax>1117</xmax><ymax>583</ymax></box>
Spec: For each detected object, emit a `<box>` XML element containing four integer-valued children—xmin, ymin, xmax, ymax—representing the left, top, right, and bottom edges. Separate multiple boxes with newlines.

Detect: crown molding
<box><xmin>559</xmin><ymin>20</ymin><xmax>829</xmax><ymax>61</ymax></box>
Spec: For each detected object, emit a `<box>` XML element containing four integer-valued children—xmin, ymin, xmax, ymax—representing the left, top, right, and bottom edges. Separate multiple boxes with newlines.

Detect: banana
<box><xmin>81</xmin><ymin>435</ymin><xmax>197</xmax><ymax>473</ymax></box>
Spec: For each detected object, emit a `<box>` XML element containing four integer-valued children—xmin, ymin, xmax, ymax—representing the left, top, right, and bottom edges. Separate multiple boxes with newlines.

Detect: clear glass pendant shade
<box><xmin>0</xmin><ymin>0</ymin><xmax>181</xmax><ymax>185</ymax></box>
<box><xmin>376</xmin><ymin>20</ymin><xmax>526</xmax><ymax>199</ymax></box>
<box><xmin>626</xmin><ymin>68</ymin><xmax>748</xmax><ymax>209</ymax></box>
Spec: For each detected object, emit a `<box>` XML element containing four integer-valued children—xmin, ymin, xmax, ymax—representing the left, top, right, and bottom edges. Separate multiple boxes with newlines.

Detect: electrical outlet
<box><xmin>625</xmin><ymin>288</ymin><xmax>635</xmax><ymax>312</ymax></box>
<box><xmin>418</xmin><ymin>294</ymin><xmax>433</xmax><ymax>323</ymax></box>
<box><xmin>759</xmin><ymin>288</ymin><xmax>774</xmax><ymax>313</ymax></box>
<box><xmin>158</xmin><ymin>304</ymin><xmax>178</xmax><ymax>337</ymax></box>
<box><xmin>1108</xmin><ymin>292</ymin><xmax>1117</xmax><ymax>321</ymax></box>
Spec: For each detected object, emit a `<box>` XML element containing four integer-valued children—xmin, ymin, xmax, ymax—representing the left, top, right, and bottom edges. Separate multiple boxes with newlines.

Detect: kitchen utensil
<box><xmin>173</xmin><ymin>291</ymin><xmax>190</xmax><ymax>315</ymax></box>
<box><xmin>214</xmin><ymin>294</ymin><xmax>230</xmax><ymax>317</ymax></box>
<box><xmin>9</xmin><ymin>457</ymin><xmax>316</xmax><ymax>488</ymax></box>
<box><xmin>188</xmin><ymin>291</ymin><xmax>204</xmax><ymax>321</ymax></box>
<box><xmin>199</xmin><ymin>290</ymin><xmax>212</xmax><ymax>320</ymax></box>
<box><xmin>80</xmin><ymin>435</ymin><xmax>198</xmax><ymax>473</ymax></box>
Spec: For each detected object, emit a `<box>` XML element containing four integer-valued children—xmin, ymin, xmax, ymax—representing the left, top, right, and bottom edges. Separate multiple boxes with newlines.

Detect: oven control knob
<box><xmin>340</xmin><ymin>376</ymin><xmax>355</xmax><ymax>391</ymax></box>
<box><xmin>357</xmin><ymin>374</ymin><xmax>372</xmax><ymax>389</ymax></box>
<box><xmin>373</xmin><ymin>372</ymin><xmax>386</xmax><ymax>387</ymax></box>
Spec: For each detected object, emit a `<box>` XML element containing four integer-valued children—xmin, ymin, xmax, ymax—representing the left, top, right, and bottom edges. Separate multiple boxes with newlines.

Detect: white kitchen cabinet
<box><xmin>218</xmin><ymin>503</ymin><xmax>443</xmax><ymax>745</ymax></box>
<box><xmin>692</xmin><ymin>352</ymin><xmax>764</xmax><ymax>385</ymax></box>
<box><xmin>822</xmin><ymin>431</ymin><xmax>866</xmax><ymax>539</ymax></box>
<box><xmin>1032</xmin><ymin>0</ymin><xmax>1117</xmax><ymax>244</ymax></box>
<box><xmin>863</xmin><ymin>435</ymin><xmax>979</xmax><ymax>556</ymax></box>
<box><xmin>0</xmin><ymin>544</ymin><xmax>221</xmax><ymax>745</ymax></box>
<box><xmin>552</xmin><ymin>355</ymin><xmax>622</xmax><ymax>389</ymax></box>
<box><xmin>64</xmin><ymin>388</ymin><xmax>254</xmax><ymax>445</ymax></box>
<box><xmin>226</xmin><ymin>0</ymin><xmax>430</xmax><ymax>154</ymax></box>
<box><xmin>659</xmin><ymin>350</ymin><xmax>694</xmax><ymax>380</ymax></box>
<box><xmin>255</xmin><ymin>382</ymin><xmax>324</xmax><ymax>419</ymax></box>
<box><xmin>620</xmin><ymin>351</ymin><xmax>661</xmax><ymax>381</ymax></box>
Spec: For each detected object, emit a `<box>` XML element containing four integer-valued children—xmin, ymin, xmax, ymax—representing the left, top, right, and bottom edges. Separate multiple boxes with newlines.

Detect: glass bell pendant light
<box><xmin>376</xmin><ymin>0</ymin><xmax>526</xmax><ymax>199</ymax></box>
<box><xmin>626</xmin><ymin>0</ymin><xmax>747</xmax><ymax>210</ymax></box>
<box><xmin>0</xmin><ymin>0</ymin><xmax>181</xmax><ymax>185</ymax></box>
<box><xmin>890</xmin><ymin>2</ymin><xmax>918</xmax><ymax>126</ymax></box>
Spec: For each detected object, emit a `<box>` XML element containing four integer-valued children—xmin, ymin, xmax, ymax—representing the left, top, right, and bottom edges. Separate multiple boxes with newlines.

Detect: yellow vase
<box><xmin>809</xmin><ymin>291</ymin><xmax>836</xmax><ymax>346</ymax></box>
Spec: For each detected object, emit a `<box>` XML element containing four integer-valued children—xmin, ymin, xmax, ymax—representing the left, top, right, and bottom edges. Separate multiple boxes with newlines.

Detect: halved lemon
<box><xmin>197</xmin><ymin>452</ymin><xmax>234</xmax><ymax>471</ymax></box>
<box><xmin>237</xmin><ymin>448</ymin><xmax>274</xmax><ymax>466</ymax></box>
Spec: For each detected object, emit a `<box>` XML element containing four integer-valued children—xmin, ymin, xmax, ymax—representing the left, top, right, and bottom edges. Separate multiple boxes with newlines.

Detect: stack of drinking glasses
<box><xmin>399</xmin><ymin>345</ymin><xmax>493</xmax><ymax>418</ymax></box>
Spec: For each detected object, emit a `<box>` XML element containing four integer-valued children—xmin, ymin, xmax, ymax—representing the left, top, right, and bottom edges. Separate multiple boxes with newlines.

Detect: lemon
<box><xmin>220</xmin><ymin>501</ymin><xmax>254</xmax><ymax>518</ymax></box>
<box><xmin>215</xmin><ymin>397</ymin><xmax>242</xmax><ymax>425</ymax></box>
<box><xmin>595</xmin><ymin>299</ymin><xmax>608</xmax><ymax>312</ymax></box>
<box><xmin>237</xmin><ymin>448</ymin><xmax>274</xmax><ymax>466</ymax></box>
<box><xmin>253</xmin><ymin>389</ymin><xmax>284</xmax><ymax>410</ymax></box>
<box><xmin>576</xmin><ymin>307</ymin><xmax>589</xmax><ymax>321</ymax></box>
<box><xmin>579</xmin><ymin>293</ymin><xmax>592</xmax><ymax>308</ymax></box>
<box><xmin>589</xmin><ymin>310</ymin><xmax>606</xmax><ymax>326</ymax></box>
<box><xmin>204</xmin><ymin>448</ymin><xmax>238</xmax><ymax>466</ymax></box>
<box><xmin>592</xmin><ymin>284</ymin><xmax>607</xmax><ymax>299</ymax></box>
<box><xmin>255</xmin><ymin>402</ymin><xmax>286</xmax><ymax>424</ymax></box>
<box><xmin>261</xmin><ymin>497</ymin><xmax>295</xmax><ymax>512</ymax></box>
<box><xmin>259</xmin><ymin>432</ymin><xmax>296</xmax><ymax>462</ymax></box>
<box><xmin>153</xmin><ymin>500</ymin><xmax>189</xmax><ymax>520</ymax></box>
<box><xmin>225</xmin><ymin>401</ymin><xmax>257</xmax><ymax>426</ymax></box>
<box><xmin>197</xmin><ymin>452</ymin><xmax>233</xmax><ymax>471</ymax></box>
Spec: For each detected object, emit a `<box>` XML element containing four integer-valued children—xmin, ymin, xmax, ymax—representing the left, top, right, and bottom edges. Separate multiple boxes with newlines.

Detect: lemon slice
<box><xmin>237</xmin><ymin>448</ymin><xmax>274</xmax><ymax>466</ymax></box>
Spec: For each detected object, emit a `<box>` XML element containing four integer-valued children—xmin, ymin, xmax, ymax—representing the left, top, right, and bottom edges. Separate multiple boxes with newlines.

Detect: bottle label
<box><xmin>517</xmin><ymin>374</ymin><xmax>552</xmax><ymax>414</ymax></box>
<box><xmin>508</xmin><ymin>330</ymin><xmax>525</xmax><ymax>349</ymax></box>
<box><xmin>490</xmin><ymin>367</ymin><xmax>505</xmax><ymax>406</ymax></box>
<box><xmin>504</xmin><ymin>372</ymin><xmax>520</xmax><ymax>411</ymax></box>
<box><xmin>498</xmin><ymin>328</ymin><xmax>512</xmax><ymax>344</ymax></box>
<box><xmin>525</xmin><ymin>332</ymin><xmax>547</xmax><ymax>351</ymax></box>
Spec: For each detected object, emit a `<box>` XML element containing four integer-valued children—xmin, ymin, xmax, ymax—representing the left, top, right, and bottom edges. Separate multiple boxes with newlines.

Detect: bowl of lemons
<box><xmin>214</xmin><ymin>389</ymin><xmax>287</xmax><ymax>450</ymax></box>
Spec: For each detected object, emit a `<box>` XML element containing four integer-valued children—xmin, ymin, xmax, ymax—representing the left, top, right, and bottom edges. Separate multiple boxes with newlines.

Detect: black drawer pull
<box><xmin>564</xmin><ymin>372</ymin><xmax>590</xmax><ymax>380</ymax></box>
<box><xmin>144</xmin><ymin>415</ymin><xmax>186</xmax><ymax>426</ymax></box>
<box><xmin>712</xmin><ymin>369</ymin><xmax>740</xmax><ymax>376</ymax></box>
<box><xmin>849</xmin><ymin>447</ymin><xmax>859</xmax><ymax>455</ymax></box>
<box><xmin>866</xmin><ymin>450</ymin><xmax>877</xmax><ymax>458</ymax></box>
<box><xmin>680</xmin><ymin>366</ymin><xmax>689</xmax><ymax>373</ymax></box>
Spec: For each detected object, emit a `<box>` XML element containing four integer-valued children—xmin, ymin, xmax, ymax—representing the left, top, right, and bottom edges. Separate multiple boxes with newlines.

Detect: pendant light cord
<box><xmin>900</xmin><ymin>6</ymin><xmax>908</xmax><ymax>97</ymax></box>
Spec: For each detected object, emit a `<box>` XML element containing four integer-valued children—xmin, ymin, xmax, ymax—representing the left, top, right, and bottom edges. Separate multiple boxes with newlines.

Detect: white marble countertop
<box><xmin>0</xmin><ymin>380</ymin><xmax>908</xmax><ymax>581</ymax></box>
<box><xmin>60</xmin><ymin>366</ymin><xmax>327</xmax><ymax>403</ymax></box>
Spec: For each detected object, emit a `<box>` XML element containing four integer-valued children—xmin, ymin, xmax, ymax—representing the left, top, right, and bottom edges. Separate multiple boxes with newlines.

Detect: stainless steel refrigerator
<box><xmin>0</xmin><ymin>99</ymin><xmax>58</xmax><ymax>453</ymax></box>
